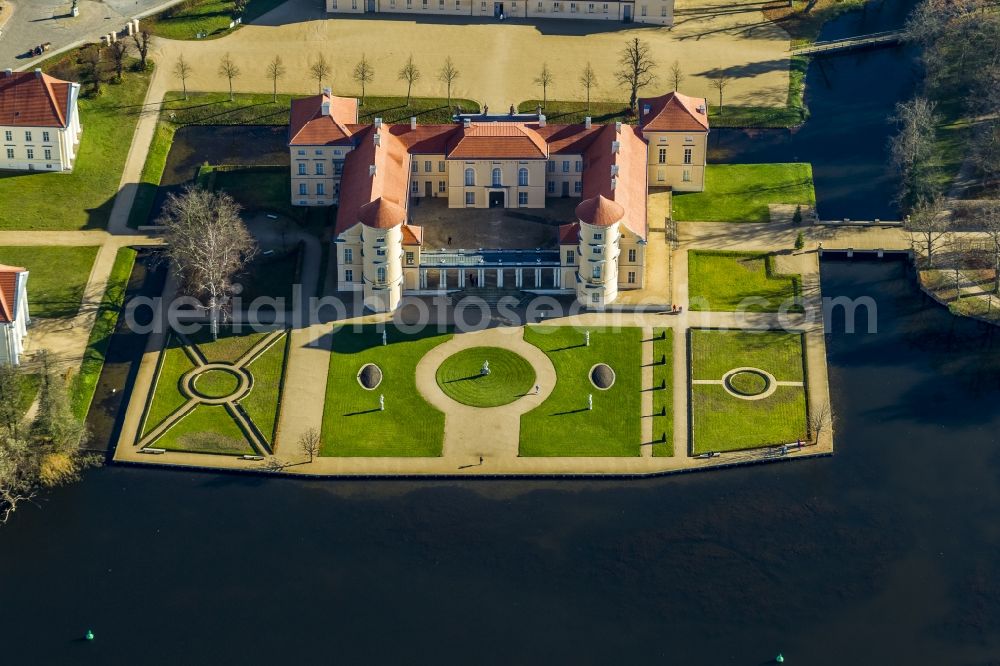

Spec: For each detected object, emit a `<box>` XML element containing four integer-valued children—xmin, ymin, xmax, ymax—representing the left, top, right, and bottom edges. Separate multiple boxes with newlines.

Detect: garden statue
<box><xmin>481</xmin><ymin>360</ymin><xmax>491</xmax><ymax>376</ymax></box>
<box><xmin>588</xmin><ymin>394</ymin><xmax>593</xmax><ymax>411</ymax></box>
<box><xmin>379</xmin><ymin>394</ymin><xmax>385</xmax><ymax>411</ymax></box>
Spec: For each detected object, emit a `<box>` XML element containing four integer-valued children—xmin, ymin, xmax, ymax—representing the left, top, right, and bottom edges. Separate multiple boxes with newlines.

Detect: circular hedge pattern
<box><xmin>726</xmin><ymin>369</ymin><xmax>770</xmax><ymax>396</ymax></box>
<box><xmin>192</xmin><ymin>368</ymin><xmax>242</xmax><ymax>399</ymax></box>
<box><xmin>358</xmin><ymin>363</ymin><xmax>383</xmax><ymax>390</ymax></box>
<box><xmin>590</xmin><ymin>363</ymin><xmax>616</xmax><ymax>390</ymax></box>
<box><xmin>435</xmin><ymin>346</ymin><xmax>536</xmax><ymax>408</ymax></box>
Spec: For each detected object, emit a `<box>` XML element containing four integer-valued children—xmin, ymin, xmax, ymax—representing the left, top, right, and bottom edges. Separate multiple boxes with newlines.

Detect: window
<box><xmin>314</xmin><ymin>149</ymin><xmax>323</xmax><ymax>156</ymax></box>
<box><xmin>570</xmin><ymin>2</ymin><xmax>576</xmax><ymax>11</ymax></box>
<box><xmin>464</xmin><ymin>168</ymin><xmax>475</xmax><ymax>186</ymax></box>
<box><xmin>299</xmin><ymin>183</ymin><xmax>308</xmax><ymax>195</ymax></box>
<box><xmin>574</xmin><ymin>181</ymin><xmax>582</xmax><ymax>193</ymax></box>
<box><xmin>376</xmin><ymin>247</ymin><xmax>387</xmax><ymax>257</ymax></box>
<box><xmin>406</xmin><ymin>0</ymin><xmax>412</xmax><ymax>6</ymax></box>
<box><xmin>628</xmin><ymin>271</ymin><xmax>636</xmax><ymax>284</ymax></box>
<box><xmin>390</xmin><ymin>0</ymin><xmax>395</xmax><ymax>6</ymax></box>
<box><xmin>592</xmin><ymin>292</ymin><xmax>600</xmax><ymax>303</ymax></box>
<box><xmin>684</xmin><ymin>148</ymin><xmax>692</xmax><ymax>165</ymax></box>
<box><xmin>593</xmin><ymin>233</ymin><xmax>603</xmax><ymax>240</ymax></box>
<box><xmin>592</xmin><ymin>265</ymin><xmax>601</xmax><ymax>279</ymax></box>
<box><xmin>42</xmin><ymin>131</ymin><xmax>50</xmax><ymax>143</ymax></box>
<box><xmin>406</xmin><ymin>251</ymin><xmax>415</xmax><ymax>265</ymax></box>
<box><xmin>682</xmin><ymin>170</ymin><xmax>691</xmax><ymax>182</ymax></box>
<box><xmin>345</xmin><ymin>269</ymin><xmax>353</xmax><ymax>281</ymax></box>
<box><xmin>317</xmin><ymin>183</ymin><xmax>325</xmax><ymax>195</ymax></box>
<box><xmin>547</xmin><ymin>181</ymin><xmax>554</xmax><ymax>193</ymax></box>
<box><xmin>334</xmin><ymin>161</ymin><xmax>344</xmax><ymax>175</ymax></box>
<box><xmin>588</xmin><ymin>2</ymin><xmax>594</xmax><ymax>11</ymax></box>
<box><xmin>351</xmin><ymin>0</ymin><xmax>357</xmax><ymax>8</ymax></box>
<box><xmin>640</xmin><ymin>4</ymin><xmax>646</xmax><ymax>15</ymax></box>
<box><xmin>553</xmin><ymin>1</ymin><xmax>560</xmax><ymax>10</ymax></box>
<box><xmin>440</xmin><ymin>0</ymin><xmax>444</xmax><ymax>7</ymax></box>
<box><xmin>594</xmin><ymin>246</ymin><xmax>603</xmax><ymax>255</ymax></box>
<box><xmin>661</xmin><ymin>5</ymin><xmax>667</xmax><ymax>15</ymax></box>
<box><xmin>298</xmin><ymin>163</ymin><xmax>306</xmax><ymax>175</ymax></box>
<box><xmin>562</xmin><ymin>160</ymin><xmax>570</xmax><ymax>172</ymax></box>
<box><xmin>656</xmin><ymin>168</ymin><xmax>665</xmax><ymax>182</ymax></box>
<box><xmin>377</xmin><ymin>266</ymin><xmax>387</xmax><ymax>282</ymax></box>
<box><xmin>518</xmin><ymin>167</ymin><xmax>528</xmax><ymax>186</ymax></box>
<box><xmin>24</xmin><ymin>131</ymin><xmax>31</xmax><ymax>142</ymax></box>
<box><xmin>423</xmin><ymin>0</ymin><xmax>428</xmax><ymax>6</ymax></box>
<box><xmin>438</xmin><ymin>160</ymin><xmax>446</xmax><ymax>172</ymax></box>
<box><xmin>438</xmin><ymin>180</ymin><xmax>446</xmax><ymax>192</ymax></box>
<box><xmin>5</xmin><ymin>149</ymin><xmax>12</xmax><ymax>160</ymax></box>
<box><xmin>26</xmin><ymin>148</ymin><xmax>34</xmax><ymax>159</ymax></box>
<box><xmin>298</xmin><ymin>149</ymin><xmax>306</xmax><ymax>155</ymax></box>
<box><xmin>344</xmin><ymin>248</ymin><xmax>353</xmax><ymax>263</ymax></box>
<box><xmin>548</xmin><ymin>161</ymin><xmax>555</xmax><ymax>173</ymax></box>
<box><xmin>491</xmin><ymin>168</ymin><xmax>502</xmax><ymax>187</ymax></box>
<box><xmin>458</xmin><ymin>0</ymin><xmax>462</xmax><ymax>6</ymax></box>
<box><xmin>465</xmin><ymin>191</ymin><xmax>475</xmax><ymax>206</ymax></box>
<box><xmin>566</xmin><ymin>250</ymin><xmax>575</xmax><ymax>264</ymax></box>
<box><xmin>518</xmin><ymin>192</ymin><xmax>528</xmax><ymax>206</ymax></box>
<box><xmin>575</xmin><ymin>160</ymin><xmax>582</xmax><ymax>172</ymax></box>
<box><xmin>424</xmin><ymin>160</ymin><xmax>432</xmax><ymax>172</ymax></box>
<box><xmin>412</xmin><ymin>181</ymin><xmax>419</xmax><ymax>193</ymax></box>
<box><xmin>3</xmin><ymin>131</ymin><xmax>10</xmax><ymax>141</ymax></box>
<box><xmin>412</xmin><ymin>161</ymin><xmax>418</xmax><ymax>173</ymax></box>
<box><xmin>603</xmin><ymin>2</ymin><xmax>608</xmax><ymax>11</ymax></box>
<box><xmin>316</xmin><ymin>163</ymin><xmax>325</xmax><ymax>175</ymax></box>
<box><xmin>537</xmin><ymin>1</ymin><xmax>543</xmax><ymax>9</ymax></box>
<box><xmin>628</xmin><ymin>248</ymin><xmax>637</xmax><ymax>262</ymax></box>
<box><xmin>44</xmin><ymin>149</ymin><xmax>52</xmax><ymax>160</ymax></box>
<box><xmin>658</xmin><ymin>148</ymin><xmax>666</xmax><ymax>164</ymax></box>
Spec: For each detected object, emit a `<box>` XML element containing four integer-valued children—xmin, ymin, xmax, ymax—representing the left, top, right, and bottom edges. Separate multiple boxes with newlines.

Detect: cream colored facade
<box><xmin>644</xmin><ymin>130</ymin><xmax>707</xmax><ymax>192</ymax></box>
<box><xmin>0</xmin><ymin>81</ymin><xmax>82</xmax><ymax>173</ymax></box>
<box><xmin>326</xmin><ymin>0</ymin><xmax>673</xmax><ymax>25</ymax></box>
<box><xmin>290</xmin><ymin>144</ymin><xmax>354</xmax><ymax>206</ymax></box>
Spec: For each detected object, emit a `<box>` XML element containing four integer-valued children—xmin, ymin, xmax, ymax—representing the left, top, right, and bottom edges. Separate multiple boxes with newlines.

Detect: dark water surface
<box><xmin>2</xmin><ymin>258</ymin><xmax>1000</xmax><ymax>664</ymax></box>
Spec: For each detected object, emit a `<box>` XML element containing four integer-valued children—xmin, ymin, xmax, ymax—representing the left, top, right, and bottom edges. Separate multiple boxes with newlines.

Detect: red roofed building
<box><xmin>0</xmin><ymin>264</ymin><xmax>30</xmax><ymax>365</ymax></box>
<box><xmin>637</xmin><ymin>90</ymin><xmax>709</xmax><ymax>192</ymax></box>
<box><xmin>288</xmin><ymin>89</ymin><xmax>360</xmax><ymax>206</ymax></box>
<box><xmin>0</xmin><ymin>68</ymin><xmax>83</xmax><ymax>172</ymax></box>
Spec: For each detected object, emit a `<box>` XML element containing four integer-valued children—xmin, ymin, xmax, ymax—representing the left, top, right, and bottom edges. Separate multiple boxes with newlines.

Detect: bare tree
<box><xmin>0</xmin><ymin>365</ymin><xmax>24</xmax><ymax>437</ymax></box>
<box><xmin>174</xmin><ymin>54</ymin><xmax>193</xmax><ymax>101</ymax></box>
<box><xmin>615</xmin><ymin>38</ymin><xmax>657</xmax><ymax>112</ymax></box>
<box><xmin>0</xmin><ymin>436</ymin><xmax>34</xmax><ymax>524</ymax></box>
<box><xmin>710</xmin><ymin>74</ymin><xmax>731</xmax><ymax>113</ymax></box>
<box><xmin>158</xmin><ymin>186</ymin><xmax>257</xmax><ymax>340</ymax></box>
<box><xmin>234</xmin><ymin>0</ymin><xmax>248</xmax><ymax>12</ymax></box>
<box><xmin>107</xmin><ymin>41</ymin><xmax>130</xmax><ymax>81</ymax></box>
<box><xmin>266</xmin><ymin>55</ymin><xmax>286</xmax><ymax>103</ymax></box>
<box><xmin>809</xmin><ymin>401</ymin><xmax>835</xmax><ymax>444</ymax></box>
<box><xmin>83</xmin><ymin>45</ymin><xmax>105</xmax><ymax>96</ymax></box>
<box><xmin>132</xmin><ymin>29</ymin><xmax>151</xmax><ymax>70</ymax></box>
<box><xmin>904</xmin><ymin>196</ymin><xmax>950</xmax><ymax>268</ymax></box>
<box><xmin>889</xmin><ymin>96</ymin><xmax>939</xmax><ymax>209</ymax></box>
<box><xmin>579</xmin><ymin>62</ymin><xmax>597</xmax><ymax>115</ymax></box>
<box><xmin>299</xmin><ymin>428</ymin><xmax>321</xmax><ymax>463</ymax></box>
<box><xmin>982</xmin><ymin>203</ymin><xmax>1000</xmax><ymax>295</ymax></box>
<box><xmin>398</xmin><ymin>54</ymin><xmax>421</xmax><ymax>106</ymax></box>
<box><xmin>669</xmin><ymin>59</ymin><xmax>683</xmax><ymax>92</ymax></box>
<box><xmin>310</xmin><ymin>54</ymin><xmax>332</xmax><ymax>93</ymax></box>
<box><xmin>438</xmin><ymin>56</ymin><xmax>460</xmax><ymax>109</ymax></box>
<box><xmin>533</xmin><ymin>62</ymin><xmax>554</xmax><ymax>108</ymax></box>
<box><xmin>261</xmin><ymin>457</ymin><xmax>290</xmax><ymax>473</ymax></box>
<box><xmin>218</xmin><ymin>53</ymin><xmax>240</xmax><ymax>102</ymax></box>
<box><xmin>352</xmin><ymin>54</ymin><xmax>374</xmax><ymax>106</ymax></box>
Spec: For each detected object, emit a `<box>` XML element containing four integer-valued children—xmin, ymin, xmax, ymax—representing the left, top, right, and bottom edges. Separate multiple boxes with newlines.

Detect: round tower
<box><xmin>358</xmin><ymin>197</ymin><xmax>406</xmax><ymax>312</ymax></box>
<box><xmin>574</xmin><ymin>195</ymin><xmax>623</xmax><ymax>309</ymax></box>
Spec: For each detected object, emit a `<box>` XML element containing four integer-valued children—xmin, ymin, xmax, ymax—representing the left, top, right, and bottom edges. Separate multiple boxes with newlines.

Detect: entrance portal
<box><xmin>623</xmin><ymin>4</ymin><xmax>631</xmax><ymax>21</ymax></box>
<box><xmin>561</xmin><ymin>181</ymin><xmax>569</xmax><ymax>198</ymax></box>
<box><xmin>489</xmin><ymin>191</ymin><xmax>505</xmax><ymax>208</ymax></box>
<box><xmin>367</xmin><ymin>0</ymin><xmax>375</xmax><ymax>10</ymax></box>
<box><xmin>494</xmin><ymin>1</ymin><xmax>504</xmax><ymax>16</ymax></box>
<box><xmin>425</xmin><ymin>181</ymin><xmax>432</xmax><ymax>198</ymax></box>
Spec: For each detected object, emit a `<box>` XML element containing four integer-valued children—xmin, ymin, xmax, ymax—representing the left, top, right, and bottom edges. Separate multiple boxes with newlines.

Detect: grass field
<box><xmin>239</xmin><ymin>334</ymin><xmax>288</xmax><ymax>446</ymax></box>
<box><xmin>149</xmin><ymin>0</ymin><xmax>289</xmax><ymax>40</ymax></box>
<box><xmin>520</xmin><ymin>326</ymin><xmax>641</xmax><ymax>457</ymax></box>
<box><xmin>688</xmin><ymin>251</ymin><xmax>802</xmax><ymax>313</ymax></box>
<box><xmin>672</xmin><ymin>164</ymin><xmax>816</xmax><ymax>223</ymax></box>
<box><xmin>155</xmin><ymin>404</ymin><xmax>255</xmax><ymax>454</ymax></box>
<box><xmin>651</xmin><ymin>329</ymin><xmax>673</xmax><ymax>457</ymax></box>
<box><xmin>0</xmin><ymin>61</ymin><xmax>152</xmax><ymax>231</ymax></box>
<box><xmin>0</xmin><ymin>246</ymin><xmax>99</xmax><ymax>319</ymax></box>
<box><xmin>689</xmin><ymin>329</ymin><xmax>808</xmax><ymax>454</ymax></box>
<box><xmin>321</xmin><ymin>326</ymin><xmax>451</xmax><ymax>456</ymax></box>
<box><xmin>435</xmin><ymin>346</ymin><xmax>536</xmax><ymax>407</ymax></box>
<box><xmin>142</xmin><ymin>339</ymin><xmax>197</xmax><ymax>436</ymax></box>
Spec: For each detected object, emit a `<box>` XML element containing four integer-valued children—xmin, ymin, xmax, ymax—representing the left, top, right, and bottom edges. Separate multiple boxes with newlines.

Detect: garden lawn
<box><xmin>187</xmin><ymin>326</ymin><xmax>271</xmax><ymax>363</ymax></box>
<box><xmin>239</xmin><ymin>333</ymin><xmax>288</xmax><ymax>447</ymax></box>
<box><xmin>213</xmin><ymin>166</ymin><xmax>295</xmax><ymax>217</ymax></box>
<box><xmin>0</xmin><ymin>64</ymin><xmax>152</xmax><ymax>230</ymax></box>
<box><xmin>155</xmin><ymin>404</ymin><xmax>255</xmax><ymax>454</ymax></box>
<box><xmin>149</xmin><ymin>0</ymin><xmax>290</xmax><ymax>40</ymax></box>
<box><xmin>689</xmin><ymin>329</ymin><xmax>808</xmax><ymax>454</ymax></box>
<box><xmin>520</xmin><ymin>326</ymin><xmax>641</xmax><ymax>456</ymax></box>
<box><xmin>651</xmin><ymin>328</ymin><xmax>673</xmax><ymax>457</ymax></box>
<box><xmin>672</xmin><ymin>164</ymin><xmax>815</xmax><ymax>223</ymax></box>
<box><xmin>435</xmin><ymin>346</ymin><xmax>536</xmax><ymax>408</ymax></box>
<box><xmin>321</xmin><ymin>326</ymin><xmax>451</xmax><ymax>456</ymax></box>
<box><xmin>0</xmin><ymin>246</ymin><xmax>99</xmax><ymax>318</ymax></box>
<box><xmin>688</xmin><ymin>251</ymin><xmax>802</xmax><ymax>313</ymax></box>
<box><xmin>141</xmin><ymin>338</ymin><xmax>197</xmax><ymax>436</ymax></box>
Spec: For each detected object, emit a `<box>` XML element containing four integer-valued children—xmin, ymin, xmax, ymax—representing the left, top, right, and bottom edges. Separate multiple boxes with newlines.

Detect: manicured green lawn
<box><xmin>0</xmin><ymin>63</ymin><xmax>152</xmax><ymax>230</ymax></box>
<box><xmin>358</xmin><ymin>97</ymin><xmax>479</xmax><ymax>124</ymax></box>
<box><xmin>321</xmin><ymin>326</ymin><xmax>451</xmax><ymax>456</ymax></box>
<box><xmin>193</xmin><ymin>368</ymin><xmax>241</xmax><ymax>398</ymax></box>
<box><xmin>435</xmin><ymin>346</ymin><xmax>536</xmax><ymax>407</ymax></box>
<box><xmin>672</xmin><ymin>164</ymin><xmax>816</xmax><ymax>223</ymax></box>
<box><xmin>149</xmin><ymin>0</ymin><xmax>289</xmax><ymax>40</ymax></box>
<box><xmin>239</xmin><ymin>333</ymin><xmax>288</xmax><ymax>446</ymax></box>
<box><xmin>518</xmin><ymin>100</ymin><xmax>631</xmax><ymax>124</ymax></box>
<box><xmin>0</xmin><ymin>246</ymin><xmax>99</xmax><ymax>318</ymax></box>
<box><xmin>688</xmin><ymin>250</ymin><xmax>802</xmax><ymax>313</ymax></box>
<box><xmin>689</xmin><ymin>329</ymin><xmax>808</xmax><ymax>454</ymax></box>
<box><xmin>651</xmin><ymin>328</ymin><xmax>673</xmax><ymax>457</ymax></box>
<box><xmin>213</xmin><ymin>166</ymin><xmax>296</xmax><ymax>217</ymax></box>
<box><xmin>142</xmin><ymin>339</ymin><xmax>197</xmax><ymax>436</ymax></box>
<box><xmin>72</xmin><ymin>247</ymin><xmax>137</xmax><ymax>418</ymax></box>
<box><xmin>187</xmin><ymin>327</ymin><xmax>270</xmax><ymax>363</ymax></box>
<box><xmin>520</xmin><ymin>326</ymin><xmax>641</xmax><ymax>456</ymax></box>
<box><xmin>156</xmin><ymin>404</ymin><xmax>255</xmax><ymax>455</ymax></box>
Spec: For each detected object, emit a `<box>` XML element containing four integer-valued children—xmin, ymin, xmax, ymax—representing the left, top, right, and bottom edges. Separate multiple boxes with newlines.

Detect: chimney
<box><xmin>615</xmin><ymin>121</ymin><xmax>622</xmax><ymax>133</ymax></box>
<box><xmin>538</xmin><ymin>114</ymin><xmax>546</xmax><ymax>128</ymax></box>
<box><xmin>410</xmin><ymin>116</ymin><xmax>417</xmax><ymax>130</ymax></box>
<box><xmin>322</xmin><ymin>86</ymin><xmax>332</xmax><ymax>96</ymax></box>
<box><xmin>374</xmin><ymin>117</ymin><xmax>382</xmax><ymax>128</ymax></box>
<box><xmin>584</xmin><ymin>116</ymin><xmax>591</xmax><ymax>129</ymax></box>
<box><xmin>321</xmin><ymin>99</ymin><xmax>330</xmax><ymax>116</ymax></box>
<box><xmin>369</xmin><ymin>164</ymin><xmax>377</xmax><ymax>177</ymax></box>
<box><xmin>611</xmin><ymin>140</ymin><xmax>620</xmax><ymax>154</ymax></box>
<box><xmin>642</xmin><ymin>104</ymin><xmax>651</xmax><ymax>116</ymax></box>
<box><xmin>611</xmin><ymin>177</ymin><xmax>617</xmax><ymax>190</ymax></box>
<box><xmin>34</xmin><ymin>68</ymin><xmax>42</xmax><ymax>78</ymax></box>
<box><xmin>374</xmin><ymin>132</ymin><xmax>381</xmax><ymax>146</ymax></box>
<box><xmin>3</xmin><ymin>68</ymin><xmax>11</xmax><ymax>78</ymax></box>
<box><xmin>610</xmin><ymin>164</ymin><xmax>619</xmax><ymax>176</ymax></box>
<box><xmin>463</xmin><ymin>118</ymin><xmax>471</xmax><ymax>129</ymax></box>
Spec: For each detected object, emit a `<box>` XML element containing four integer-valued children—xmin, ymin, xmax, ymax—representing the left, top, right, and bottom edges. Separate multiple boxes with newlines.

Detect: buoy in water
<box><xmin>85</xmin><ymin>630</ymin><xmax>94</xmax><ymax>641</ymax></box>
<box><xmin>776</xmin><ymin>654</ymin><xmax>784</xmax><ymax>663</ymax></box>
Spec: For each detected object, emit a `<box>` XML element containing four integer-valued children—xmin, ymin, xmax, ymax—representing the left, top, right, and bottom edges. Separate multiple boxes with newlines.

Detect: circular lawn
<box><xmin>435</xmin><ymin>346</ymin><xmax>536</xmax><ymax>408</ymax></box>
<box><xmin>192</xmin><ymin>368</ymin><xmax>242</xmax><ymax>399</ymax></box>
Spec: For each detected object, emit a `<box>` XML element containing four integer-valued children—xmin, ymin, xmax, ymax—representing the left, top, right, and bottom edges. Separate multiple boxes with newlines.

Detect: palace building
<box><xmin>288</xmin><ymin>89</ymin><xmax>708</xmax><ymax>312</ymax></box>
<box><xmin>327</xmin><ymin>0</ymin><xmax>673</xmax><ymax>25</ymax></box>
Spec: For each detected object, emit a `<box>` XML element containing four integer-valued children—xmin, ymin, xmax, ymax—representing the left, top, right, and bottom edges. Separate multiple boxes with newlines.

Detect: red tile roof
<box><xmin>637</xmin><ymin>91</ymin><xmax>709</xmax><ymax>133</ymax></box>
<box><xmin>576</xmin><ymin>194</ymin><xmax>625</xmax><ymax>227</ymax></box>
<box><xmin>0</xmin><ymin>264</ymin><xmax>26</xmax><ymax>324</ymax></box>
<box><xmin>401</xmin><ymin>224</ymin><xmax>423</xmax><ymax>245</ymax></box>
<box><xmin>558</xmin><ymin>223</ymin><xmax>579</xmax><ymax>245</ymax></box>
<box><xmin>534</xmin><ymin>123</ymin><xmax>603</xmax><ymax>154</ymax></box>
<box><xmin>358</xmin><ymin>197</ymin><xmax>407</xmax><ymax>229</ymax></box>
<box><xmin>580</xmin><ymin>123</ymin><xmax>647</xmax><ymax>239</ymax></box>
<box><xmin>288</xmin><ymin>93</ymin><xmax>359</xmax><ymax>145</ymax></box>
<box><xmin>446</xmin><ymin>122</ymin><xmax>548</xmax><ymax>159</ymax></box>
<box><xmin>0</xmin><ymin>70</ymin><xmax>72</xmax><ymax>128</ymax></box>
<box><xmin>390</xmin><ymin>124</ymin><xmax>458</xmax><ymax>154</ymax></box>
<box><xmin>334</xmin><ymin>126</ymin><xmax>411</xmax><ymax>235</ymax></box>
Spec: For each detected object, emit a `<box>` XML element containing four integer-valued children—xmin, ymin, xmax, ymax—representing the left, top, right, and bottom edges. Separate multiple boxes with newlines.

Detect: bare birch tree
<box><xmin>616</xmin><ymin>38</ymin><xmax>656</xmax><ymax>112</ymax></box>
<box><xmin>889</xmin><ymin>96</ymin><xmax>939</xmax><ymax>209</ymax></box>
<box><xmin>353</xmin><ymin>54</ymin><xmax>374</xmax><ymax>106</ymax></box>
<box><xmin>158</xmin><ymin>186</ymin><xmax>257</xmax><ymax>340</ymax></box>
<box><xmin>982</xmin><ymin>203</ymin><xmax>1000</xmax><ymax>296</ymax></box>
<box><xmin>710</xmin><ymin>74</ymin><xmax>731</xmax><ymax>113</ymax></box>
<box><xmin>579</xmin><ymin>62</ymin><xmax>597</xmax><ymax>114</ymax></box>
<box><xmin>218</xmin><ymin>53</ymin><xmax>240</xmax><ymax>102</ymax></box>
<box><xmin>310</xmin><ymin>54</ymin><xmax>332</xmax><ymax>93</ymax></box>
<box><xmin>132</xmin><ymin>29</ymin><xmax>151</xmax><ymax>70</ymax></box>
<box><xmin>108</xmin><ymin>40</ymin><xmax>130</xmax><ymax>81</ymax></box>
<box><xmin>534</xmin><ymin>63</ymin><xmax>554</xmax><ymax>108</ymax></box>
<box><xmin>398</xmin><ymin>54</ymin><xmax>421</xmax><ymax>106</ymax></box>
<box><xmin>809</xmin><ymin>401</ymin><xmax>835</xmax><ymax>444</ymax></box>
<box><xmin>174</xmin><ymin>54</ymin><xmax>193</xmax><ymax>101</ymax></box>
<box><xmin>266</xmin><ymin>55</ymin><xmax>286</xmax><ymax>103</ymax></box>
<box><xmin>438</xmin><ymin>56</ymin><xmax>460</xmax><ymax>109</ymax></box>
<box><xmin>669</xmin><ymin>59</ymin><xmax>683</xmax><ymax>92</ymax></box>
<box><xmin>299</xmin><ymin>428</ymin><xmax>321</xmax><ymax>463</ymax></box>
<box><xmin>904</xmin><ymin>196</ymin><xmax>950</xmax><ymax>268</ymax></box>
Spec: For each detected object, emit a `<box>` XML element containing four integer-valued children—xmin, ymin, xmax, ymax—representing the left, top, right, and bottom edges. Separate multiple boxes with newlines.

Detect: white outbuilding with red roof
<box><xmin>0</xmin><ymin>264</ymin><xmax>29</xmax><ymax>366</ymax></box>
<box><xmin>0</xmin><ymin>68</ymin><xmax>83</xmax><ymax>172</ymax></box>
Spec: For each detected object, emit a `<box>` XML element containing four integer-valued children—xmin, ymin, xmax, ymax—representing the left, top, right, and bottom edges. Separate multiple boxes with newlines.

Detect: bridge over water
<box><xmin>791</xmin><ymin>30</ymin><xmax>905</xmax><ymax>56</ymax></box>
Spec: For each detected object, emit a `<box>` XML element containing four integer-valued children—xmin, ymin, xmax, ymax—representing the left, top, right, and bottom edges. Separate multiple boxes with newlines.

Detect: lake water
<box><xmin>2</xmin><ymin>258</ymin><xmax>999</xmax><ymax>664</ymax></box>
